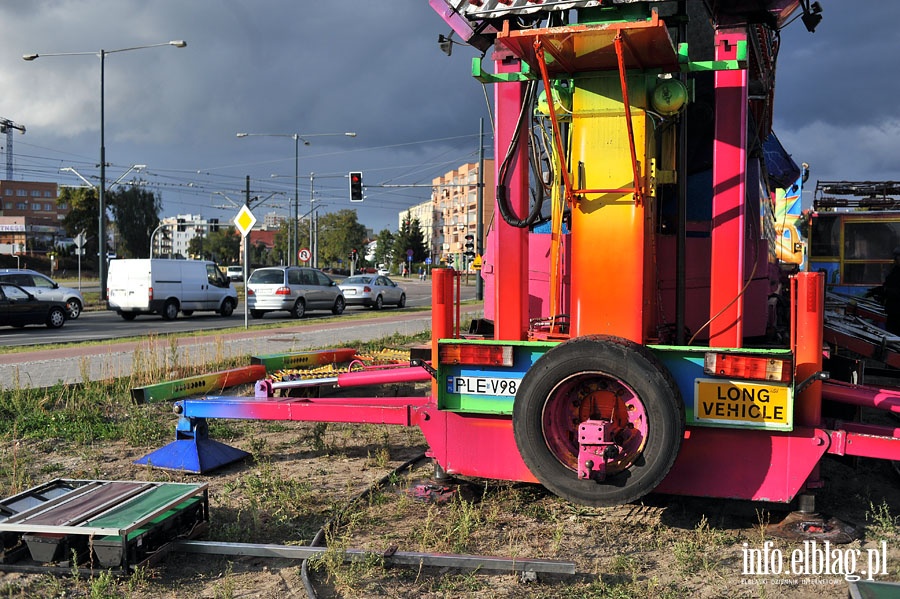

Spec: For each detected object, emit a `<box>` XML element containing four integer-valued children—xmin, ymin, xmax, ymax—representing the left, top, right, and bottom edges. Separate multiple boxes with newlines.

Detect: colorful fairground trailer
<box><xmin>140</xmin><ymin>0</ymin><xmax>900</xmax><ymax>516</ymax></box>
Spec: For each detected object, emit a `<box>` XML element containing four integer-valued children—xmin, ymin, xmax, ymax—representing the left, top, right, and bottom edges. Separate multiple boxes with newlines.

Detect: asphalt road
<box><xmin>0</xmin><ymin>277</ymin><xmax>483</xmax><ymax>390</ymax></box>
<box><xmin>0</xmin><ymin>276</ymin><xmax>475</xmax><ymax>348</ymax></box>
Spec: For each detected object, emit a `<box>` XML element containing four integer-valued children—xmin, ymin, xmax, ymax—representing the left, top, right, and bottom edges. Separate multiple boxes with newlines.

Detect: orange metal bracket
<box><xmin>532</xmin><ymin>35</ymin><xmax>645</xmax><ymax>207</ymax></box>
<box><xmin>533</xmin><ymin>38</ymin><xmax>576</xmax><ymax>207</ymax></box>
<box><xmin>614</xmin><ymin>32</ymin><xmax>645</xmax><ymax>206</ymax></box>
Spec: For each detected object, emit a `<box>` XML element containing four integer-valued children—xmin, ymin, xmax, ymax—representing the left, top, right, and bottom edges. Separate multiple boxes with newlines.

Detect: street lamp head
<box><xmin>169</xmin><ymin>40</ymin><xmax>187</xmax><ymax>48</ymax></box>
<box><xmin>22</xmin><ymin>54</ymin><xmax>39</xmax><ymax>61</ymax></box>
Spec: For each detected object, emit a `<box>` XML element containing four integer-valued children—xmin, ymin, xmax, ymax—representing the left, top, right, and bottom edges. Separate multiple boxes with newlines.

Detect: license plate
<box><xmin>345</xmin><ymin>289</ymin><xmax>356</xmax><ymax>295</ymax></box>
<box><xmin>693</xmin><ymin>378</ymin><xmax>792</xmax><ymax>429</ymax></box>
<box><xmin>446</xmin><ymin>376</ymin><xmax>519</xmax><ymax>397</ymax></box>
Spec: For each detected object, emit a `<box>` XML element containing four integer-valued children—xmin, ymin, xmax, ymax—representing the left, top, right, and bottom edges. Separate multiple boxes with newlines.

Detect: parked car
<box><xmin>246</xmin><ymin>266</ymin><xmax>345</xmax><ymax>319</ymax></box>
<box><xmin>107</xmin><ymin>259</ymin><xmax>237</xmax><ymax>320</ymax></box>
<box><xmin>226</xmin><ymin>265</ymin><xmax>244</xmax><ymax>281</ymax></box>
<box><xmin>377</xmin><ymin>268</ymin><xmax>390</xmax><ymax>276</ymax></box>
<box><xmin>0</xmin><ymin>283</ymin><xmax>67</xmax><ymax>329</ymax></box>
<box><xmin>339</xmin><ymin>274</ymin><xmax>406</xmax><ymax>309</ymax></box>
<box><xmin>0</xmin><ymin>269</ymin><xmax>84</xmax><ymax>319</ymax></box>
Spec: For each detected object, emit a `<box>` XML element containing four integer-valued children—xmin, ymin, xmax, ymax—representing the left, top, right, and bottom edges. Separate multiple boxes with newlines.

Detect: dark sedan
<box><xmin>0</xmin><ymin>283</ymin><xmax>68</xmax><ymax>329</ymax></box>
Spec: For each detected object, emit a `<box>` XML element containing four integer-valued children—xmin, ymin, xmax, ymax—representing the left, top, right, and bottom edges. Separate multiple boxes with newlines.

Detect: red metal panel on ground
<box><xmin>20</xmin><ymin>482</ymin><xmax>148</xmax><ymax>527</ymax></box>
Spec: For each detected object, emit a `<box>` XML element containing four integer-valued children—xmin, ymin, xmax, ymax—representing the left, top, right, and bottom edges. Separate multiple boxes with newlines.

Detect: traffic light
<box><xmin>349</xmin><ymin>171</ymin><xmax>363</xmax><ymax>202</ymax></box>
<box><xmin>464</xmin><ymin>234</ymin><xmax>475</xmax><ymax>257</ymax></box>
<box><xmin>350</xmin><ymin>248</ymin><xmax>358</xmax><ymax>262</ymax></box>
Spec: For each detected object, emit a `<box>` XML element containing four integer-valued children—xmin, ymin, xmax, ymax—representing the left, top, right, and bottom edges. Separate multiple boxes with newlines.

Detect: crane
<box><xmin>0</xmin><ymin>118</ymin><xmax>26</xmax><ymax>181</ymax></box>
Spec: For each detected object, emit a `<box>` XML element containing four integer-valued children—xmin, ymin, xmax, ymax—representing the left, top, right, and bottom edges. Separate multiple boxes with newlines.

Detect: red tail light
<box><xmin>247</xmin><ymin>288</ymin><xmax>255</xmax><ymax>296</ymax></box>
<box><xmin>149</xmin><ymin>287</ymin><xmax>154</xmax><ymax>301</ymax></box>
<box><xmin>275</xmin><ymin>287</ymin><xmax>291</xmax><ymax>296</ymax></box>
<box><xmin>440</xmin><ymin>343</ymin><xmax>514</xmax><ymax>367</ymax></box>
<box><xmin>703</xmin><ymin>352</ymin><xmax>792</xmax><ymax>383</ymax></box>
<box><xmin>363</xmin><ymin>286</ymin><xmax>372</xmax><ymax>292</ymax></box>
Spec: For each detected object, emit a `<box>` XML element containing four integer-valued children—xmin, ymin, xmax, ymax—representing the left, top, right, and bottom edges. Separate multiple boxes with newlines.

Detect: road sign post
<box><xmin>234</xmin><ymin>205</ymin><xmax>257</xmax><ymax>329</ymax></box>
<box><xmin>74</xmin><ymin>230</ymin><xmax>86</xmax><ymax>291</ymax></box>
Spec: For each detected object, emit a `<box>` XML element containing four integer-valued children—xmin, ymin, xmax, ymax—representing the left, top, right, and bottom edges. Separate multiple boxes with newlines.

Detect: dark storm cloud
<box><xmin>3</xmin><ymin>1</ymin><xmax>891</xmax><ymax>226</ymax></box>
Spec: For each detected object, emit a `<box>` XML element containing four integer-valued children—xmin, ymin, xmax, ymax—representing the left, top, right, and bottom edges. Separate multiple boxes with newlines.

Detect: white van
<box><xmin>107</xmin><ymin>259</ymin><xmax>238</xmax><ymax>320</ymax></box>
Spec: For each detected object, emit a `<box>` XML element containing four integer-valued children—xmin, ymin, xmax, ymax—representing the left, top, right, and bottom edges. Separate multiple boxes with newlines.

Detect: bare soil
<box><xmin>1</xmin><ymin>386</ymin><xmax>899</xmax><ymax>598</ymax></box>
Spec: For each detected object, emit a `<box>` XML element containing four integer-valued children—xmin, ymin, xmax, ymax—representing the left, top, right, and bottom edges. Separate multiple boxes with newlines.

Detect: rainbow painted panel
<box><xmin>250</xmin><ymin>348</ymin><xmax>358</xmax><ymax>371</ymax></box>
<box><xmin>131</xmin><ymin>365</ymin><xmax>266</xmax><ymax>403</ymax></box>
<box><xmin>437</xmin><ymin>339</ymin><xmax>556</xmax><ymax>415</ymax></box>
<box><xmin>569</xmin><ymin>73</ymin><xmax>652</xmax><ymax>341</ymax></box>
<box><xmin>650</xmin><ymin>345</ymin><xmax>795</xmax><ymax>431</ymax></box>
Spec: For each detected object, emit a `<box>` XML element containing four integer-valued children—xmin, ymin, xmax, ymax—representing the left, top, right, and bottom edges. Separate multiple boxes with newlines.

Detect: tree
<box><xmin>187</xmin><ymin>228</ymin><xmax>241</xmax><ymax>263</ymax></box>
<box><xmin>392</xmin><ymin>212</ymin><xmax>428</xmax><ymax>269</ymax></box>
<box><xmin>107</xmin><ymin>186</ymin><xmax>162</xmax><ymax>259</ymax></box>
<box><xmin>316</xmin><ymin>209</ymin><xmax>368</xmax><ymax>268</ymax></box>
<box><xmin>271</xmin><ymin>220</ymin><xmax>291</xmax><ymax>265</ymax></box>
<box><xmin>374</xmin><ymin>229</ymin><xmax>394</xmax><ymax>269</ymax></box>
<box><xmin>60</xmin><ymin>186</ymin><xmax>102</xmax><ymax>260</ymax></box>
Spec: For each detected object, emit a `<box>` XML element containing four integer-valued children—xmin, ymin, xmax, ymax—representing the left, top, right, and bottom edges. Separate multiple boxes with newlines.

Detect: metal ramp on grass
<box><xmin>0</xmin><ymin>479</ymin><xmax>208</xmax><ymax>573</ymax></box>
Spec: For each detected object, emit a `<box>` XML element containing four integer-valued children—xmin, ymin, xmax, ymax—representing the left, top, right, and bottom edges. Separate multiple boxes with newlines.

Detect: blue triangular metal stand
<box><xmin>134</xmin><ymin>417</ymin><xmax>249</xmax><ymax>474</ymax></box>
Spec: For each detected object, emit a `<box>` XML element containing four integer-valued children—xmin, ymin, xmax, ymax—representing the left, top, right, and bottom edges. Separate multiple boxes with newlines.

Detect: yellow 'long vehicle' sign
<box><xmin>693</xmin><ymin>378</ymin><xmax>792</xmax><ymax>430</ymax></box>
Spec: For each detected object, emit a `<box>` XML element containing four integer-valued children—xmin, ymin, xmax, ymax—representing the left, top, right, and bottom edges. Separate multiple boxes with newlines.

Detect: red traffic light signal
<box><xmin>349</xmin><ymin>171</ymin><xmax>363</xmax><ymax>202</ymax></box>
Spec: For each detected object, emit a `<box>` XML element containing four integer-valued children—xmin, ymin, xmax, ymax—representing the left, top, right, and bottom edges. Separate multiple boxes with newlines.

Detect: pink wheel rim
<box><xmin>541</xmin><ymin>371</ymin><xmax>649</xmax><ymax>475</ymax></box>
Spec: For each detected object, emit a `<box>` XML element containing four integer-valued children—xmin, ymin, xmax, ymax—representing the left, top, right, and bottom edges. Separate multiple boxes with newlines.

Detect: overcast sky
<box><xmin>0</xmin><ymin>1</ymin><xmax>896</xmax><ymax>235</ymax></box>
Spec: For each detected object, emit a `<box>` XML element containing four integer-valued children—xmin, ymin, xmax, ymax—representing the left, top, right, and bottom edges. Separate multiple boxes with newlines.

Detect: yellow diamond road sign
<box><xmin>234</xmin><ymin>205</ymin><xmax>257</xmax><ymax>237</ymax></box>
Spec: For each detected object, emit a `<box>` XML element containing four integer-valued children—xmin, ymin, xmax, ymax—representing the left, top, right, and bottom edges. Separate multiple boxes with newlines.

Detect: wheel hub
<box><xmin>543</xmin><ymin>373</ymin><xmax>649</xmax><ymax>478</ymax></box>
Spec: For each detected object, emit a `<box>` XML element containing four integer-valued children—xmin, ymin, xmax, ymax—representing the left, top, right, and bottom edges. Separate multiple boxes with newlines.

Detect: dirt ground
<box><xmin>1</xmin><ymin>388</ymin><xmax>899</xmax><ymax>598</ymax></box>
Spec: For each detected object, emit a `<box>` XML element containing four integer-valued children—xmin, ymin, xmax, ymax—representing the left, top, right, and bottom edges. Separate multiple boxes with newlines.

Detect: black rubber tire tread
<box><xmin>397</xmin><ymin>294</ymin><xmax>406</xmax><ymax>308</ymax></box>
<box><xmin>46</xmin><ymin>306</ymin><xmax>66</xmax><ymax>329</ymax></box>
<box><xmin>374</xmin><ymin>295</ymin><xmax>383</xmax><ymax>310</ymax></box>
<box><xmin>219</xmin><ymin>299</ymin><xmax>235</xmax><ymax>317</ymax></box>
<box><xmin>250</xmin><ymin>310</ymin><xmax>264</xmax><ymax>319</ymax></box>
<box><xmin>332</xmin><ymin>296</ymin><xmax>345</xmax><ymax>315</ymax></box>
<box><xmin>66</xmin><ymin>299</ymin><xmax>82</xmax><ymax>319</ymax></box>
<box><xmin>162</xmin><ymin>300</ymin><xmax>179</xmax><ymax>320</ymax></box>
<box><xmin>182</xmin><ymin>310</ymin><xmax>194</xmax><ymax>316</ymax></box>
<box><xmin>120</xmin><ymin>313</ymin><xmax>137</xmax><ymax>321</ymax></box>
<box><xmin>292</xmin><ymin>299</ymin><xmax>306</xmax><ymax>319</ymax></box>
<box><xmin>512</xmin><ymin>334</ymin><xmax>684</xmax><ymax>507</ymax></box>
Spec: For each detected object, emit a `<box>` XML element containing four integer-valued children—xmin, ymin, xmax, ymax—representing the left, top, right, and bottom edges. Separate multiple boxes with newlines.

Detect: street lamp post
<box><xmin>236</xmin><ymin>131</ymin><xmax>356</xmax><ymax>265</ymax></box>
<box><xmin>24</xmin><ymin>40</ymin><xmax>186</xmax><ymax>299</ymax></box>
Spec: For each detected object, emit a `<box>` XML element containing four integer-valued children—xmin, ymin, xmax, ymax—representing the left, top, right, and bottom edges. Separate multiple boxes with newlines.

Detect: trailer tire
<box><xmin>513</xmin><ymin>335</ymin><xmax>684</xmax><ymax>506</ymax></box>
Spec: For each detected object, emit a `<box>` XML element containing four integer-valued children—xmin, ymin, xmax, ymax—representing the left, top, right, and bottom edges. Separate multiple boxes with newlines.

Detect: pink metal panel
<box><xmin>822</xmin><ymin>381</ymin><xmax>900</xmax><ymax>415</ymax></box>
<box><xmin>492</xmin><ymin>51</ymin><xmax>529</xmax><ymax>342</ymax></box>
<box><xmin>708</xmin><ymin>31</ymin><xmax>748</xmax><ymax>347</ymax></box>
<box><xmin>654</xmin><ymin>426</ymin><xmax>828</xmax><ymax>502</ymax></box>
<box><xmin>336</xmin><ymin>367</ymin><xmax>432</xmax><ymax>387</ymax></box>
<box><xmin>827</xmin><ymin>421</ymin><xmax>900</xmax><ymax>460</ymax></box>
<box><xmin>416</xmin><ymin>407</ymin><xmax>538</xmax><ymax>483</ymax></box>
